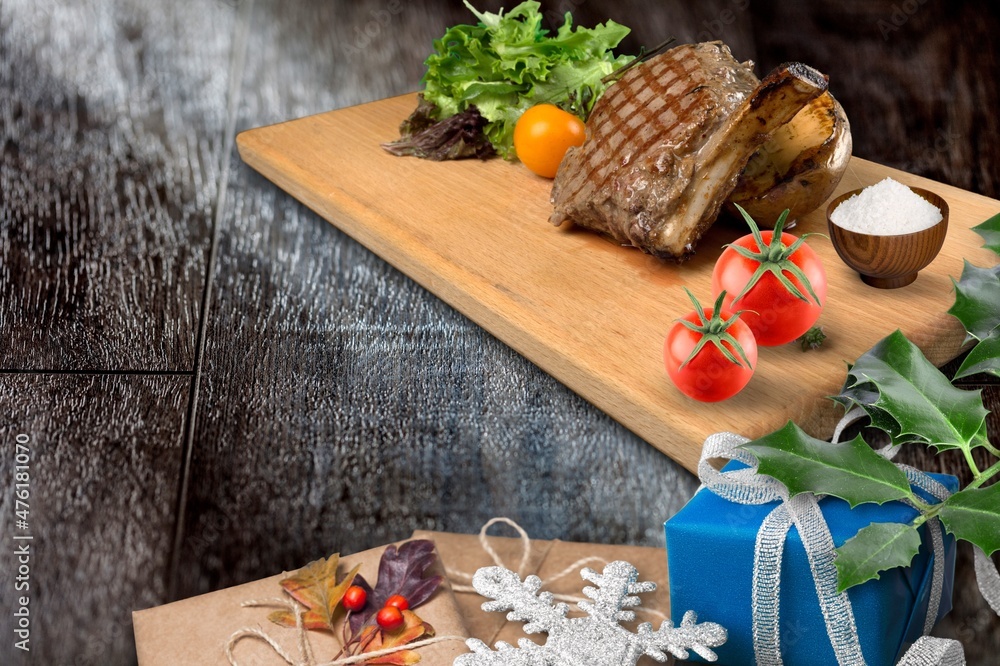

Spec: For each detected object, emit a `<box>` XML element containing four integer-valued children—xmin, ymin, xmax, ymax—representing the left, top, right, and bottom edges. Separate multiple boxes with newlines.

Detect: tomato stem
<box><xmin>726</xmin><ymin>204</ymin><xmax>825</xmax><ymax>308</ymax></box>
<box><xmin>677</xmin><ymin>288</ymin><xmax>754</xmax><ymax>369</ymax></box>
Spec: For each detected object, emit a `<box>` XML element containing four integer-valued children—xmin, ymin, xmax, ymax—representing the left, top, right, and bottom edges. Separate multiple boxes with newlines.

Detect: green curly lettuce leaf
<box><xmin>420</xmin><ymin>1</ymin><xmax>633</xmax><ymax>158</ymax></box>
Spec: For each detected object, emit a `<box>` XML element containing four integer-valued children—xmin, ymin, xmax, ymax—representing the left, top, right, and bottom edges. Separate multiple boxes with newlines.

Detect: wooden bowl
<box><xmin>826</xmin><ymin>186</ymin><xmax>949</xmax><ymax>289</ymax></box>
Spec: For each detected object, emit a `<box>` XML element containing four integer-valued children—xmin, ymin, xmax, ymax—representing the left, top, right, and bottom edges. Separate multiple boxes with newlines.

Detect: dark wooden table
<box><xmin>1</xmin><ymin>1</ymin><xmax>998</xmax><ymax>663</ymax></box>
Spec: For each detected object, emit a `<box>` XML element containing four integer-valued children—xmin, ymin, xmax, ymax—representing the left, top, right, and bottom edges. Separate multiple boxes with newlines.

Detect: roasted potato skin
<box><xmin>727</xmin><ymin>91</ymin><xmax>852</xmax><ymax>227</ymax></box>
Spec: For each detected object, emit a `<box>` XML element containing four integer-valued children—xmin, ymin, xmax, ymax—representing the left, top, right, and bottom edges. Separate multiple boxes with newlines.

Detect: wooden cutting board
<box><xmin>237</xmin><ymin>92</ymin><xmax>1000</xmax><ymax>474</ymax></box>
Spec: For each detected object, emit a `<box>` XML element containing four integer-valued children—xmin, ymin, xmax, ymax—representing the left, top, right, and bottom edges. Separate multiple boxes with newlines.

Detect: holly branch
<box><xmin>742</xmin><ymin>212</ymin><xmax>1000</xmax><ymax>593</ymax></box>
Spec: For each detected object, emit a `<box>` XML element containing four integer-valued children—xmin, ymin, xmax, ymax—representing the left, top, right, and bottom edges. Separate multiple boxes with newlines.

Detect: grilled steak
<box><xmin>549</xmin><ymin>42</ymin><xmax>829</xmax><ymax>260</ymax></box>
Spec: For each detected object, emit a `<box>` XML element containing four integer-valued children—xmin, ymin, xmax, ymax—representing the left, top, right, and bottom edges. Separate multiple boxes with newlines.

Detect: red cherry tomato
<box><xmin>712</xmin><ymin>207</ymin><xmax>826</xmax><ymax>347</ymax></box>
<box><xmin>513</xmin><ymin>104</ymin><xmax>586</xmax><ymax>178</ymax></box>
<box><xmin>664</xmin><ymin>290</ymin><xmax>758</xmax><ymax>402</ymax></box>
<box><xmin>376</xmin><ymin>605</ymin><xmax>405</xmax><ymax>632</ymax></box>
<box><xmin>341</xmin><ymin>585</ymin><xmax>367</xmax><ymax>612</ymax></box>
<box><xmin>385</xmin><ymin>594</ymin><xmax>409</xmax><ymax>611</ymax></box>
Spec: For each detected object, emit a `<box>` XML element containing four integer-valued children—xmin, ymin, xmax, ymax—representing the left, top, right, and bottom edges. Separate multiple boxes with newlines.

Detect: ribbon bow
<box><xmin>698</xmin><ymin>427</ymin><xmax>986</xmax><ymax>666</ymax></box>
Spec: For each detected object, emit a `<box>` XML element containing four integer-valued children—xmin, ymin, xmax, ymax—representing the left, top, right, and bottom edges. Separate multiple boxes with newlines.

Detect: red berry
<box><xmin>385</xmin><ymin>594</ymin><xmax>409</xmax><ymax>611</ymax></box>
<box><xmin>342</xmin><ymin>585</ymin><xmax>367</xmax><ymax>612</ymax></box>
<box><xmin>376</xmin><ymin>606</ymin><xmax>404</xmax><ymax>632</ymax></box>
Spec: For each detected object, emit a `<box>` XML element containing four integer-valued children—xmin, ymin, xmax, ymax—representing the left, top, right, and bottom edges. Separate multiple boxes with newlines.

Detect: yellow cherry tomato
<box><xmin>513</xmin><ymin>104</ymin><xmax>586</xmax><ymax>178</ymax></box>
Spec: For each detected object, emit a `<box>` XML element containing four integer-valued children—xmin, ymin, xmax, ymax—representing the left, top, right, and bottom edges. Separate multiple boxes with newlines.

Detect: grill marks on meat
<box><xmin>550</xmin><ymin>44</ymin><xmax>756</xmax><ymax>241</ymax></box>
<box><xmin>549</xmin><ymin>42</ymin><xmax>830</xmax><ymax>260</ymax></box>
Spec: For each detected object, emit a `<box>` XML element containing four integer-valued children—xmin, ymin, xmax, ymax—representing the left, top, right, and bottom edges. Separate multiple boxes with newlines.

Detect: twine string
<box><xmin>310</xmin><ymin>636</ymin><xmax>471</xmax><ymax>666</ymax></box>
<box><xmin>226</xmin><ymin>629</ymin><xmax>468</xmax><ymax>666</ymax></box>
<box><xmin>226</xmin><ymin>627</ymin><xmax>299</xmax><ymax>666</ymax></box>
<box><xmin>476</xmin><ymin>517</ymin><xmax>532</xmax><ymax>577</ymax></box>
<box><xmin>225</xmin><ymin>517</ymin><xmax>666</xmax><ymax>666</ymax></box>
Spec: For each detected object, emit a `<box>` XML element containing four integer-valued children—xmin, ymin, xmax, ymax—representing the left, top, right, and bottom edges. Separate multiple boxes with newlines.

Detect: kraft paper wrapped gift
<box><xmin>665</xmin><ymin>467</ymin><xmax>958</xmax><ymax>666</ymax></box>
<box><xmin>132</xmin><ymin>539</ymin><xmax>469</xmax><ymax>665</ymax></box>
<box><xmin>413</xmin><ymin>529</ymin><xmax>673</xmax><ymax>665</ymax></box>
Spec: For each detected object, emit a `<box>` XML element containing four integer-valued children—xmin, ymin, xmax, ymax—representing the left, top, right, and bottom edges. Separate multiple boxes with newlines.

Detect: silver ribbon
<box><xmin>697</xmin><ymin>430</ymin><xmax>983</xmax><ymax>666</ymax></box>
<box><xmin>974</xmin><ymin>546</ymin><xmax>1000</xmax><ymax>616</ymax></box>
<box><xmin>896</xmin><ymin>636</ymin><xmax>965</xmax><ymax>666</ymax></box>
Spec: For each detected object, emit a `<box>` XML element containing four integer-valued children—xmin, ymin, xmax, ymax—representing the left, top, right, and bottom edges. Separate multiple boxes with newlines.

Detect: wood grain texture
<box><xmin>0</xmin><ymin>374</ymin><xmax>187</xmax><ymax>665</ymax></box>
<box><xmin>174</xmin><ymin>0</ymin><xmax>698</xmax><ymax>603</ymax></box>
<box><xmin>0</xmin><ymin>0</ymin><xmax>231</xmax><ymax>371</ymax></box>
<box><xmin>749</xmin><ymin>0</ymin><xmax>1000</xmax><ymax>198</ymax></box>
<box><xmin>236</xmin><ymin>96</ymin><xmax>999</xmax><ymax>474</ymax></box>
<box><xmin>1</xmin><ymin>1</ymin><xmax>999</xmax><ymax>664</ymax></box>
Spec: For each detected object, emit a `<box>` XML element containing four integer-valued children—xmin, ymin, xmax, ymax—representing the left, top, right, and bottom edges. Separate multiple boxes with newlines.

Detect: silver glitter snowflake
<box><xmin>454</xmin><ymin>561</ymin><xmax>727</xmax><ymax>665</ymax></box>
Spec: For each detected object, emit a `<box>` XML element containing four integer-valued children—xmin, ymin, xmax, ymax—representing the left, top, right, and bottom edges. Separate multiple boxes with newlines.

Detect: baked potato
<box><xmin>727</xmin><ymin>90</ymin><xmax>852</xmax><ymax>226</ymax></box>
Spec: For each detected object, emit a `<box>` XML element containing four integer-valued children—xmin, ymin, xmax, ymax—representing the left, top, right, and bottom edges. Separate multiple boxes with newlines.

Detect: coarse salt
<box><xmin>830</xmin><ymin>177</ymin><xmax>942</xmax><ymax>235</ymax></box>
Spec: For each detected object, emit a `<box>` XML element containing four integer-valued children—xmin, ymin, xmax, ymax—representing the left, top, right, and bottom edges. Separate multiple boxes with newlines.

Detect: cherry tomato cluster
<box><xmin>341</xmin><ymin>586</ymin><xmax>410</xmax><ymax>632</ymax></box>
<box><xmin>664</xmin><ymin>206</ymin><xmax>827</xmax><ymax>402</ymax></box>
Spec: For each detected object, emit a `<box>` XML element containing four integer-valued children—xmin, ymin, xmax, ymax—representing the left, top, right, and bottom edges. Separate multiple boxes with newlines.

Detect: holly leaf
<box><xmin>954</xmin><ymin>327</ymin><xmax>1000</xmax><ymax>380</ymax></box>
<box><xmin>833</xmin><ymin>378</ymin><xmax>903</xmax><ymax>438</ymax></box>
<box><xmin>972</xmin><ymin>211</ymin><xmax>1000</xmax><ymax>255</ymax></box>
<box><xmin>833</xmin><ymin>369</ymin><xmax>873</xmax><ymax>410</ymax></box>
<box><xmin>742</xmin><ymin>421</ymin><xmax>912</xmax><ymax>507</ymax></box>
<box><xmin>948</xmin><ymin>261</ymin><xmax>1000</xmax><ymax>343</ymax></box>
<box><xmin>841</xmin><ymin>330</ymin><xmax>990</xmax><ymax>453</ymax></box>
<box><xmin>270</xmin><ymin>554</ymin><xmax>361</xmax><ymax>632</ymax></box>
<box><xmin>939</xmin><ymin>483</ymin><xmax>1000</xmax><ymax>556</ymax></box>
<box><xmin>349</xmin><ymin>540</ymin><xmax>443</xmax><ymax>634</ymax></box>
<box><xmin>834</xmin><ymin>522</ymin><xmax>923</xmax><ymax>593</ymax></box>
<box><xmin>352</xmin><ymin>610</ymin><xmax>434</xmax><ymax>665</ymax></box>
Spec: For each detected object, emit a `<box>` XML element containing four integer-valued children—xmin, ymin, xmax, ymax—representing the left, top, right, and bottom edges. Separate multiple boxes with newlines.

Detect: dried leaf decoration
<box><xmin>268</xmin><ymin>554</ymin><xmax>361</xmax><ymax>631</ymax></box>
<box><xmin>349</xmin><ymin>540</ymin><xmax>444</xmax><ymax>634</ymax></box>
<box><xmin>351</xmin><ymin>610</ymin><xmax>436</xmax><ymax>665</ymax></box>
<box><xmin>261</xmin><ymin>540</ymin><xmax>445</xmax><ymax>665</ymax></box>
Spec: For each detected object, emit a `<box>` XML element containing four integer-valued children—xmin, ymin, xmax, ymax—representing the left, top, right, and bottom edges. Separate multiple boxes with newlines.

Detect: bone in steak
<box><xmin>549</xmin><ymin>41</ymin><xmax>829</xmax><ymax>260</ymax></box>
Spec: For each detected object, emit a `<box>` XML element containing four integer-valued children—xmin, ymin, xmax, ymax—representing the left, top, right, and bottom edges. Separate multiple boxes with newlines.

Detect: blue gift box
<box><xmin>665</xmin><ymin>465</ymin><xmax>957</xmax><ymax>666</ymax></box>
